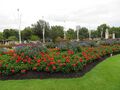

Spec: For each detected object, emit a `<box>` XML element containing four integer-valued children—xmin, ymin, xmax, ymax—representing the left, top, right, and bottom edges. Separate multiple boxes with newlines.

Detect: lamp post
<box><xmin>42</xmin><ymin>16</ymin><xmax>45</xmax><ymax>43</ymax></box>
<box><xmin>101</xmin><ymin>31</ymin><xmax>103</xmax><ymax>39</ymax></box>
<box><xmin>17</xmin><ymin>9</ymin><xmax>22</xmax><ymax>44</ymax></box>
<box><xmin>64</xmin><ymin>20</ymin><xmax>66</xmax><ymax>40</ymax></box>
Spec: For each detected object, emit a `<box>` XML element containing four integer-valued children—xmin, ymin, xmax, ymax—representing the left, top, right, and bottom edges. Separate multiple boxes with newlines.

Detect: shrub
<box><xmin>0</xmin><ymin>44</ymin><xmax>120</xmax><ymax>75</ymax></box>
<box><xmin>30</xmin><ymin>35</ymin><xmax>40</xmax><ymax>41</ymax></box>
<box><xmin>45</xmin><ymin>42</ymin><xmax>56</xmax><ymax>48</ymax></box>
<box><xmin>8</xmin><ymin>36</ymin><xmax>18</xmax><ymax>41</ymax></box>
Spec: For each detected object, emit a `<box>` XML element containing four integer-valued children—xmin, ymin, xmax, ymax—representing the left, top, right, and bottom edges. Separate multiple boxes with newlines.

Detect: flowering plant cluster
<box><xmin>0</xmin><ymin>44</ymin><xmax>120</xmax><ymax>75</ymax></box>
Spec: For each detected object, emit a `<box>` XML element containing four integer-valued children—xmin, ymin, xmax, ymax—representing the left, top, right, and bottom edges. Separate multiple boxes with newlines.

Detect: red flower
<box><xmin>67</xmin><ymin>50</ymin><xmax>74</xmax><ymax>55</ymax></box>
<box><xmin>59</xmin><ymin>63</ymin><xmax>63</xmax><ymax>67</ymax></box>
<box><xmin>52</xmin><ymin>66</ymin><xmax>56</xmax><ymax>70</ymax></box>
<box><xmin>6</xmin><ymin>64</ymin><xmax>8</xmax><ymax>67</ymax></box>
<box><xmin>66</xmin><ymin>58</ymin><xmax>70</xmax><ymax>63</ymax></box>
<box><xmin>34</xmin><ymin>56</ymin><xmax>37</xmax><ymax>60</ymax></box>
<box><xmin>28</xmin><ymin>60</ymin><xmax>31</xmax><ymax>64</ymax></box>
<box><xmin>63</xmin><ymin>63</ymin><xmax>66</xmax><ymax>66</ymax></box>
<box><xmin>43</xmin><ymin>58</ymin><xmax>47</xmax><ymax>62</ymax></box>
<box><xmin>50</xmin><ymin>61</ymin><xmax>55</xmax><ymax>65</ymax></box>
<box><xmin>21</xmin><ymin>69</ymin><xmax>26</xmax><ymax>73</ymax></box>
<box><xmin>0</xmin><ymin>64</ymin><xmax>2</xmax><ymax>67</ymax></box>
<box><xmin>33</xmin><ymin>67</ymin><xmax>37</xmax><ymax>70</ymax></box>
<box><xmin>72</xmin><ymin>64</ymin><xmax>76</xmax><ymax>67</ymax></box>
<box><xmin>37</xmin><ymin>59</ymin><xmax>41</xmax><ymax>63</ymax></box>
<box><xmin>37</xmin><ymin>63</ymin><xmax>40</xmax><ymax>66</ymax></box>
<box><xmin>23</xmin><ymin>59</ymin><xmax>27</xmax><ymax>63</ymax></box>
<box><xmin>49</xmin><ymin>57</ymin><xmax>54</xmax><ymax>61</ymax></box>
<box><xmin>17</xmin><ymin>56</ymin><xmax>21</xmax><ymax>60</ymax></box>
<box><xmin>11</xmin><ymin>69</ymin><xmax>15</xmax><ymax>73</ymax></box>
<box><xmin>79</xmin><ymin>58</ymin><xmax>83</xmax><ymax>62</ymax></box>
<box><xmin>16</xmin><ymin>59</ymin><xmax>20</xmax><ymax>63</ymax></box>
<box><xmin>57</xmin><ymin>60</ymin><xmax>61</xmax><ymax>63</ymax></box>
<box><xmin>56</xmin><ymin>52</ymin><xmax>60</xmax><ymax>55</ymax></box>
<box><xmin>21</xmin><ymin>53</ymin><xmax>24</xmax><ymax>56</ymax></box>
<box><xmin>26</xmin><ymin>56</ymin><xmax>29</xmax><ymax>58</ymax></box>
<box><xmin>46</xmin><ymin>67</ymin><xmax>49</xmax><ymax>71</ymax></box>
<box><xmin>40</xmin><ymin>52</ymin><xmax>45</xmax><ymax>57</ymax></box>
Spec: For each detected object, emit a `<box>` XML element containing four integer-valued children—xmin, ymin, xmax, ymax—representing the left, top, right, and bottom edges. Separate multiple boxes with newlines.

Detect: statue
<box><xmin>76</xmin><ymin>25</ymin><xmax>81</xmax><ymax>41</ymax></box>
<box><xmin>112</xmin><ymin>33</ymin><xmax>115</xmax><ymax>39</ymax></box>
<box><xmin>105</xmin><ymin>29</ymin><xmax>109</xmax><ymax>39</ymax></box>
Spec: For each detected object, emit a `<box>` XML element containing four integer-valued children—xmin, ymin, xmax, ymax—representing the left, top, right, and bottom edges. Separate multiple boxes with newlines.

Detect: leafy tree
<box><xmin>21</xmin><ymin>27</ymin><xmax>33</xmax><ymax>40</ymax></box>
<box><xmin>8</xmin><ymin>36</ymin><xmax>18</xmax><ymax>41</ymax></box>
<box><xmin>97</xmin><ymin>24</ymin><xmax>110</xmax><ymax>38</ymax></box>
<box><xmin>91</xmin><ymin>30</ymin><xmax>99</xmax><ymax>39</ymax></box>
<box><xmin>0</xmin><ymin>32</ymin><xmax>4</xmax><ymax>40</ymax></box>
<box><xmin>50</xmin><ymin>25</ymin><xmax>64</xmax><ymax>42</ymax></box>
<box><xmin>32</xmin><ymin>20</ymin><xmax>50</xmax><ymax>39</ymax></box>
<box><xmin>79</xmin><ymin>27</ymin><xmax>89</xmax><ymax>39</ymax></box>
<box><xmin>3</xmin><ymin>29</ymin><xmax>18</xmax><ymax>39</ymax></box>
<box><xmin>109</xmin><ymin>27</ymin><xmax>120</xmax><ymax>38</ymax></box>
<box><xmin>30</xmin><ymin>35</ymin><xmax>40</xmax><ymax>41</ymax></box>
<box><xmin>66</xmin><ymin>28</ymin><xmax>75</xmax><ymax>40</ymax></box>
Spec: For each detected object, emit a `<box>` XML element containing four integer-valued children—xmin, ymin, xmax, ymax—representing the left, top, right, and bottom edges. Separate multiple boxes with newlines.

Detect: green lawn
<box><xmin>0</xmin><ymin>55</ymin><xmax>120</xmax><ymax>90</ymax></box>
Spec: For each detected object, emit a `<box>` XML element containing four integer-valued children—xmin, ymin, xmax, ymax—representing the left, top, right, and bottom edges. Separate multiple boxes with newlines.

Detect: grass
<box><xmin>0</xmin><ymin>54</ymin><xmax>120</xmax><ymax>90</ymax></box>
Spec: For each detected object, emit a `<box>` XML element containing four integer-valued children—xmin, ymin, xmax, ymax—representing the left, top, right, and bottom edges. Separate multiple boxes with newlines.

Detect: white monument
<box><xmin>105</xmin><ymin>29</ymin><xmax>109</xmax><ymax>39</ymax></box>
<box><xmin>112</xmin><ymin>33</ymin><xmax>115</xmax><ymax>39</ymax></box>
<box><xmin>42</xmin><ymin>16</ymin><xmax>45</xmax><ymax>43</ymax></box>
<box><xmin>76</xmin><ymin>25</ymin><xmax>81</xmax><ymax>41</ymax></box>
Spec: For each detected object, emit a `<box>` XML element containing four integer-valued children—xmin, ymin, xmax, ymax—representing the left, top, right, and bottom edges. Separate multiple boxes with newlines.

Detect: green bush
<box><xmin>30</xmin><ymin>35</ymin><xmax>40</xmax><ymax>41</ymax></box>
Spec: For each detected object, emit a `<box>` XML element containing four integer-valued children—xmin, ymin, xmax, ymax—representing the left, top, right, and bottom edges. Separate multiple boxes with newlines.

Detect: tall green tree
<box><xmin>32</xmin><ymin>20</ymin><xmax>50</xmax><ymax>39</ymax></box>
<box><xmin>66</xmin><ymin>28</ymin><xmax>75</xmax><ymax>40</ymax></box>
<box><xmin>3</xmin><ymin>29</ymin><xmax>18</xmax><ymax>40</ymax></box>
<box><xmin>97</xmin><ymin>24</ymin><xmax>110</xmax><ymax>38</ymax></box>
<box><xmin>21</xmin><ymin>27</ymin><xmax>33</xmax><ymax>40</ymax></box>
<box><xmin>0</xmin><ymin>32</ymin><xmax>4</xmax><ymax>40</ymax></box>
<box><xmin>50</xmin><ymin>25</ymin><xmax>64</xmax><ymax>42</ymax></box>
<box><xmin>91</xmin><ymin>30</ymin><xmax>99</xmax><ymax>39</ymax></box>
<box><xmin>79</xmin><ymin>27</ymin><xmax>89</xmax><ymax>39</ymax></box>
<box><xmin>109</xmin><ymin>27</ymin><xmax>120</xmax><ymax>38</ymax></box>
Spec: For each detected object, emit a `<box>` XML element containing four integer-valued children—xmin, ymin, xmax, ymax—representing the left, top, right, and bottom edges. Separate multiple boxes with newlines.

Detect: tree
<box><xmin>97</xmin><ymin>24</ymin><xmax>110</xmax><ymax>38</ymax></box>
<box><xmin>79</xmin><ymin>27</ymin><xmax>89</xmax><ymax>39</ymax></box>
<box><xmin>0</xmin><ymin>32</ymin><xmax>4</xmax><ymax>40</ymax></box>
<box><xmin>32</xmin><ymin>20</ymin><xmax>50</xmax><ymax>39</ymax></box>
<box><xmin>109</xmin><ymin>27</ymin><xmax>120</xmax><ymax>38</ymax></box>
<box><xmin>8</xmin><ymin>36</ymin><xmax>18</xmax><ymax>41</ymax></box>
<box><xmin>3</xmin><ymin>29</ymin><xmax>18</xmax><ymax>39</ymax></box>
<box><xmin>66</xmin><ymin>28</ymin><xmax>75</xmax><ymax>40</ymax></box>
<box><xmin>50</xmin><ymin>25</ymin><xmax>64</xmax><ymax>42</ymax></box>
<box><xmin>30</xmin><ymin>35</ymin><xmax>40</xmax><ymax>41</ymax></box>
<box><xmin>21</xmin><ymin>27</ymin><xmax>33</xmax><ymax>40</ymax></box>
<box><xmin>91</xmin><ymin>30</ymin><xmax>99</xmax><ymax>39</ymax></box>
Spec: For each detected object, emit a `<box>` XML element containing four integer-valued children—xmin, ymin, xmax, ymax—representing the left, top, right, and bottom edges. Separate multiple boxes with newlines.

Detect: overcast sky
<box><xmin>0</xmin><ymin>0</ymin><xmax>120</xmax><ymax>31</ymax></box>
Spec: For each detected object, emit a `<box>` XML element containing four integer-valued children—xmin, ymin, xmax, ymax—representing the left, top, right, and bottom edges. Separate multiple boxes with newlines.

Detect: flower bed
<box><xmin>0</xmin><ymin>44</ymin><xmax>120</xmax><ymax>79</ymax></box>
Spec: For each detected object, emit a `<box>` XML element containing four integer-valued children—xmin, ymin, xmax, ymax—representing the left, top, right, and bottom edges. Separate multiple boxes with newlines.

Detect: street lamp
<box><xmin>64</xmin><ymin>20</ymin><xmax>66</xmax><ymax>40</ymax></box>
<box><xmin>17</xmin><ymin>9</ymin><xmax>22</xmax><ymax>44</ymax></box>
<box><xmin>42</xmin><ymin>16</ymin><xmax>45</xmax><ymax>43</ymax></box>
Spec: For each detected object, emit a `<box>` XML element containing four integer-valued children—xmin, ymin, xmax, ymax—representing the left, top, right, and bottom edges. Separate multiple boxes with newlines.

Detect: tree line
<box><xmin>0</xmin><ymin>19</ymin><xmax>120</xmax><ymax>42</ymax></box>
